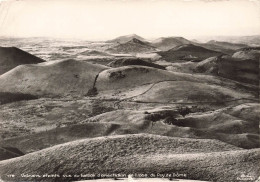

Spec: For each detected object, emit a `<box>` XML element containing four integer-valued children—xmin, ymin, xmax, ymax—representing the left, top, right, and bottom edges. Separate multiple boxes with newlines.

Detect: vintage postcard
<box><xmin>0</xmin><ymin>0</ymin><xmax>259</xmax><ymax>181</ymax></box>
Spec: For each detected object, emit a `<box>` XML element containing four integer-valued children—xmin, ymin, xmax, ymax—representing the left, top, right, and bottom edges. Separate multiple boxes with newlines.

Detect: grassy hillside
<box><xmin>0</xmin><ymin>59</ymin><xmax>108</xmax><ymax>96</ymax></box>
<box><xmin>2</xmin><ymin>134</ymin><xmax>257</xmax><ymax>182</ymax></box>
<box><xmin>0</xmin><ymin>123</ymin><xmax>120</xmax><ymax>154</ymax></box>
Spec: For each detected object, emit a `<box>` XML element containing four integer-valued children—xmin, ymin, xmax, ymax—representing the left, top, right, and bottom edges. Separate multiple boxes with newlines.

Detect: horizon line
<box><xmin>1</xmin><ymin>34</ymin><xmax>260</xmax><ymax>42</ymax></box>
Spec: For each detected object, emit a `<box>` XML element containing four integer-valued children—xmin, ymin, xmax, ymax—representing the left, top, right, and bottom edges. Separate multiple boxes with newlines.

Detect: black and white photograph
<box><xmin>0</xmin><ymin>0</ymin><xmax>259</xmax><ymax>181</ymax></box>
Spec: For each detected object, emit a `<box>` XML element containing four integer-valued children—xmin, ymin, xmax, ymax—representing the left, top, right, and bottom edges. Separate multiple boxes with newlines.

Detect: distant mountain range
<box><xmin>196</xmin><ymin>35</ymin><xmax>260</xmax><ymax>46</ymax></box>
<box><xmin>197</xmin><ymin>40</ymin><xmax>248</xmax><ymax>54</ymax></box>
<box><xmin>104</xmin><ymin>34</ymin><xmax>258</xmax><ymax>62</ymax></box>
<box><xmin>106</xmin><ymin>34</ymin><xmax>255</xmax><ymax>51</ymax></box>
<box><xmin>149</xmin><ymin>36</ymin><xmax>249</xmax><ymax>54</ymax></box>
<box><xmin>206</xmin><ymin>40</ymin><xmax>247</xmax><ymax>49</ymax></box>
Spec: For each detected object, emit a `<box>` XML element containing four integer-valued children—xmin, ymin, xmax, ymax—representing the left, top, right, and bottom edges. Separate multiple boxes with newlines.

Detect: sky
<box><xmin>0</xmin><ymin>0</ymin><xmax>259</xmax><ymax>40</ymax></box>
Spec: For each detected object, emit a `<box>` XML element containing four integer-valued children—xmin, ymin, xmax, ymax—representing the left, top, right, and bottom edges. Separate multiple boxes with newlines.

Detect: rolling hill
<box><xmin>205</xmin><ymin>35</ymin><xmax>260</xmax><ymax>46</ymax></box>
<box><xmin>158</xmin><ymin>44</ymin><xmax>223</xmax><ymax>62</ymax></box>
<box><xmin>0</xmin><ymin>123</ymin><xmax>120</xmax><ymax>154</ymax></box>
<box><xmin>195</xmin><ymin>50</ymin><xmax>259</xmax><ymax>85</ymax></box>
<box><xmin>0</xmin><ymin>59</ymin><xmax>108</xmax><ymax>96</ymax></box>
<box><xmin>95</xmin><ymin>65</ymin><xmax>181</xmax><ymax>91</ymax></box>
<box><xmin>0</xmin><ymin>101</ymin><xmax>259</xmax><ymax>157</ymax></box>
<box><xmin>94</xmin><ymin>64</ymin><xmax>258</xmax><ymax>97</ymax></box>
<box><xmin>197</xmin><ymin>42</ymin><xmax>245</xmax><ymax>55</ymax></box>
<box><xmin>129</xmin><ymin>81</ymin><xmax>254</xmax><ymax>103</ymax></box>
<box><xmin>106</xmin><ymin>34</ymin><xmax>146</xmax><ymax>44</ymax></box>
<box><xmin>79</xmin><ymin>50</ymin><xmax>112</xmax><ymax>57</ymax></box>
<box><xmin>232</xmin><ymin>47</ymin><xmax>260</xmax><ymax>60</ymax></box>
<box><xmin>151</xmin><ymin>37</ymin><xmax>192</xmax><ymax>51</ymax></box>
<box><xmin>106</xmin><ymin>38</ymin><xmax>157</xmax><ymax>54</ymax></box>
<box><xmin>2</xmin><ymin>134</ymin><xmax>259</xmax><ymax>182</ymax></box>
<box><xmin>107</xmin><ymin>58</ymin><xmax>165</xmax><ymax>70</ymax></box>
<box><xmin>0</xmin><ymin>134</ymin><xmax>259</xmax><ymax>182</ymax></box>
<box><xmin>87</xmin><ymin>102</ymin><xmax>259</xmax><ymax>149</ymax></box>
<box><xmin>206</xmin><ymin>40</ymin><xmax>248</xmax><ymax>50</ymax></box>
<box><xmin>0</xmin><ymin>47</ymin><xmax>44</xmax><ymax>75</ymax></box>
<box><xmin>195</xmin><ymin>56</ymin><xmax>219</xmax><ymax>74</ymax></box>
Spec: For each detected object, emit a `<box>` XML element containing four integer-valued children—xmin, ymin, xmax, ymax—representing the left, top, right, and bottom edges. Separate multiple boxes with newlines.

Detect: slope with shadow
<box><xmin>1</xmin><ymin>134</ymin><xmax>257</xmax><ymax>182</ymax></box>
<box><xmin>80</xmin><ymin>56</ymin><xmax>157</xmax><ymax>66</ymax></box>
<box><xmin>0</xmin><ymin>92</ymin><xmax>37</xmax><ymax>105</ymax></box>
<box><xmin>0</xmin><ymin>97</ymin><xmax>100</xmax><ymax>139</ymax></box>
<box><xmin>85</xmin><ymin>101</ymin><xmax>259</xmax><ymax>149</ymax></box>
<box><xmin>0</xmin><ymin>147</ymin><xmax>24</xmax><ymax>161</ymax></box>
<box><xmin>106</xmin><ymin>38</ymin><xmax>157</xmax><ymax>54</ymax></box>
<box><xmin>0</xmin><ymin>59</ymin><xmax>108</xmax><ymax>96</ymax></box>
<box><xmin>0</xmin><ymin>101</ymin><xmax>258</xmax><ymax>155</ymax></box>
<box><xmin>0</xmin><ymin>47</ymin><xmax>44</xmax><ymax>75</ymax></box>
<box><xmin>232</xmin><ymin>47</ymin><xmax>260</xmax><ymax>60</ymax></box>
<box><xmin>173</xmin><ymin>103</ymin><xmax>260</xmax><ymax>149</ymax></box>
<box><xmin>158</xmin><ymin>44</ymin><xmax>223</xmax><ymax>62</ymax></box>
<box><xmin>151</xmin><ymin>37</ymin><xmax>192</xmax><ymax>51</ymax></box>
<box><xmin>195</xmin><ymin>56</ymin><xmax>219</xmax><ymax>74</ymax></box>
<box><xmin>0</xmin><ymin>123</ymin><xmax>120</xmax><ymax>154</ymax></box>
<box><xmin>106</xmin><ymin>34</ymin><xmax>146</xmax><ymax>44</ymax></box>
<box><xmin>218</xmin><ymin>57</ymin><xmax>259</xmax><ymax>85</ymax></box>
<box><xmin>107</xmin><ymin>58</ymin><xmax>165</xmax><ymax>70</ymax></box>
<box><xmin>195</xmin><ymin>50</ymin><xmax>259</xmax><ymax>85</ymax></box>
<box><xmin>165</xmin><ymin>61</ymin><xmax>197</xmax><ymax>74</ymax></box>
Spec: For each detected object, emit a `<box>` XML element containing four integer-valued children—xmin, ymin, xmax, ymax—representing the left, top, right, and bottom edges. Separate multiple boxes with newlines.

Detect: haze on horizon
<box><xmin>0</xmin><ymin>0</ymin><xmax>259</xmax><ymax>41</ymax></box>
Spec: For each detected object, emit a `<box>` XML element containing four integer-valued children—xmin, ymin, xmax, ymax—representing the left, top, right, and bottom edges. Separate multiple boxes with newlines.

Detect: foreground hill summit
<box><xmin>1</xmin><ymin>134</ymin><xmax>259</xmax><ymax>182</ymax></box>
<box><xmin>0</xmin><ymin>47</ymin><xmax>44</xmax><ymax>75</ymax></box>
